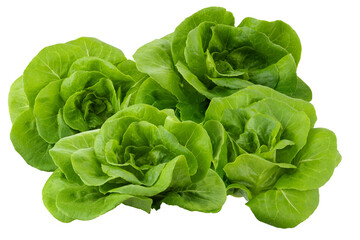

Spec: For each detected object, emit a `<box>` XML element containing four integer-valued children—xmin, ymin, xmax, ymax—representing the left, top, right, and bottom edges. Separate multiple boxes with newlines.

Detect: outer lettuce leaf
<box><xmin>246</xmin><ymin>189</ymin><xmax>319</xmax><ymax>228</ymax></box>
<box><xmin>238</xmin><ymin>17</ymin><xmax>312</xmax><ymax>100</ymax></box>
<box><xmin>67</xmin><ymin>37</ymin><xmax>127</xmax><ymax>65</ymax></box>
<box><xmin>43</xmin><ymin>169</ymin><xmax>152</xmax><ymax>222</ymax></box>
<box><xmin>8</xmin><ymin>76</ymin><xmax>29</xmax><ymax>123</ymax></box>
<box><xmin>10</xmin><ymin>109</ymin><xmax>56</xmax><ymax>171</ymax></box>
<box><xmin>23</xmin><ymin>43</ymin><xmax>84</xmax><ymax>107</ymax></box>
<box><xmin>239</xmin><ymin>17</ymin><xmax>302</xmax><ymax>65</ymax></box>
<box><xmin>133</xmin><ymin>39</ymin><xmax>187</xmax><ymax>101</ymax></box>
<box><xmin>162</xmin><ymin>169</ymin><xmax>227</xmax><ymax>213</ymax></box>
<box><xmin>275</xmin><ymin>128</ymin><xmax>340</xmax><ymax>190</ymax></box>
<box><xmin>290</xmin><ymin>77</ymin><xmax>312</xmax><ymax>102</ymax></box>
<box><xmin>42</xmin><ymin>169</ymin><xmax>76</xmax><ymax>222</ymax></box>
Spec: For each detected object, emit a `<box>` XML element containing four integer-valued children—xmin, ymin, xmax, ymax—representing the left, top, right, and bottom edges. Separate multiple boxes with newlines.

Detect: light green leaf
<box><xmin>68</xmin><ymin>56</ymin><xmax>134</xmax><ymax>95</ymax></box>
<box><xmin>227</xmin><ymin>183</ymin><xmax>252</xmax><ymax>200</ymax></box>
<box><xmin>203</xmin><ymin>120</ymin><xmax>228</xmax><ymax>176</ymax></box>
<box><xmin>162</xmin><ymin>169</ymin><xmax>227</xmax><ymax>213</ymax></box>
<box><xmin>239</xmin><ymin>17</ymin><xmax>302</xmax><ymax>65</ymax></box>
<box><xmin>8</xmin><ymin>76</ymin><xmax>29</xmax><ymax>123</ymax></box>
<box><xmin>250</xmin><ymin>54</ymin><xmax>297</xmax><ymax>96</ymax></box>
<box><xmin>164</xmin><ymin>117</ymin><xmax>212</xmax><ymax>182</ymax></box>
<box><xmin>207</xmin><ymin>76</ymin><xmax>253</xmax><ymax>89</ymax></box>
<box><xmin>275</xmin><ymin>128</ymin><xmax>339</xmax><ymax>190</ymax></box>
<box><xmin>134</xmin><ymin>78</ymin><xmax>178</xmax><ymax>110</ymax></box>
<box><xmin>121</xmin><ymin>121</ymin><xmax>162</xmax><ymax>148</ymax></box>
<box><xmin>94</xmin><ymin>105</ymin><xmax>170</xmax><ymax>163</ymax></box>
<box><xmin>133</xmin><ymin>38</ymin><xmax>187</xmax><ymax>101</ymax></box>
<box><xmin>101</xmin><ymin>164</ymin><xmax>142</xmax><ymax>185</ymax></box>
<box><xmin>171</xmin><ymin>7</ymin><xmax>235</xmax><ymax>64</ymax></box>
<box><xmin>56</xmin><ymin>185</ymin><xmax>142</xmax><ymax>221</ymax></box>
<box><xmin>245</xmin><ymin>85</ymin><xmax>316</xmax><ymax>126</ymax></box>
<box><xmin>49</xmin><ymin>130</ymin><xmax>99</xmax><ymax>183</ymax></box>
<box><xmin>244</xmin><ymin>113</ymin><xmax>282</xmax><ymax>147</ymax></box>
<box><xmin>94</xmin><ymin>116</ymin><xmax>139</xmax><ymax>164</ymax></box>
<box><xmin>34</xmin><ymin>80</ymin><xmax>63</xmax><ymax>143</ymax></box>
<box><xmin>10</xmin><ymin>109</ymin><xmax>56</xmax><ymax>171</ymax></box>
<box><xmin>116</xmin><ymin>59</ymin><xmax>148</xmax><ymax>82</ymax></box>
<box><xmin>62</xmin><ymin>78</ymin><xmax>118</xmax><ymax>132</ymax></box>
<box><xmin>246</xmin><ymin>189</ymin><xmax>319</xmax><ymax>228</ymax></box>
<box><xmin>71</xmin><ymin>148</ymin><xmax>112</xmax><ymax>186</ymax></box>
<box><xmin>184</xmin><ymin>21</ymin><xmax>215</xmax><ymax>78</ymax></box>
<box><xmin>157</xmin><ymin>126</ymin><xmax>198</xmax><ymax>176</ymax></box>
<box><xmin>108</xmin><ymin>155</ymin><xmax>189</xmax><ymax>196</ymax></box>
<box><xmin>205</xmin><ymin>85</ymin><xmax>316</xmax><ymax>127</ymax></box>
<box><xmin>176</xmin><ymin>61</ymin><xmax>229</xmax><ymax>99</ymax></box>
<box><xmin>23</xmin><ymin>43</ymin><xmax>84</xmax><ymax>107</ymax></box>
<box><xmin>208</xmin><ymin>25</ymin><xmax>288</xmax><ymax>66</ymax></box>
<box><xmin>67</xmin><ymin>37</ymin><xmax>127</xmax><ymax>65</ymax></box>
<box><xmin>246</xmin><ymin>98</ymin><xmax>310</xmax><ymax>163</ymax></box>
<box><xmin>290</xmin><ymin>77</ymin><xmax>312</xmax><ymax>101</ymax></box>
<box><xmin>42</xmin><ymin>169</ymin><xmax>76</xmax><ymax>222</ymax></box>
<box><xmin>176</xmin><ymin>100</ymin><xmax>209</xmax><ymax>123</ymax></box>
<box><xmin>123</xmin><ymin>196</ymin><xmax>153</xmax><ymax>213</ymax></box>
<box><xmin>60</xmin><ymin>71</ymin><xmax>106</xmax><ymax>100</ymax></box>
<box><xmin>57</xmin><ymin>109</ymin><xmax>77</xmax><ymax>138</ymax></box>
<box><xmin>224</xmin><ymin>154</ymin><xmax>296</xmax><ymax>195</ymax></box>
<box><xmin>62</xmin><ymin>91</ymin><xmax>89</xmax><ymax>131</ymax></box>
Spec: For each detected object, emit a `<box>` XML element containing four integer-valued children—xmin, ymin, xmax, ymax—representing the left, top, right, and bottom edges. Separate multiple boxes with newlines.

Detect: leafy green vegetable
<box><xmin>43</xmin><ymin>104</ymin><xmax>226</xmax><ymax>222</ymax></box>
<box><xmin>9</xmin><ymin>37</ymin><xmax>143</xmax><ymax>171</ymax></box>
<box><xmin>134</xmin><ymin>7</ymin><xmax>311</xmax><ymax>122</ymax></box>
<box><xmin>204</xmin><ymin>85</ymin><xmax>340</xmax><ymax>228</ymax></box>
<box><xmin>8</xmin><ymin>6</ymin><xmax>341</xmax><ymax>228</ymax></box>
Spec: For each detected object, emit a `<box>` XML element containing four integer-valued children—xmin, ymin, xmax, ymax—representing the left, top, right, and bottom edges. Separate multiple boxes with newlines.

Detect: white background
<box><xmin>1</xmin><ymin>0</ymin><xmax>359</xmax><ymax>239</ymax></box>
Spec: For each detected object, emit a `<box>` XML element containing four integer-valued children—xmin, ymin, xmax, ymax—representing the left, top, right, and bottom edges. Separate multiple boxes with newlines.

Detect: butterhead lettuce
<box><xmin>203</xmin><ymin>85</ymin><xmax>340</xmax><ymax>228</ymax></box>
<box><xmin>9</xmin><ymin>37</ymin><xmax>145</xmax><ymax>171</ymax></box>
<box><xmin>133</xmin><ymin>7</ymin><xmax>311</xmax><ymax>122</ymax></box>
<box><xmin>42</xmin><ymin>104</ymin><xmax>226</xmax><ymax>222</ymax></box>
<box><xmin>8</xmin><ymin>6</ymin><xmax>341</xmax><ymax>229</ymax></box>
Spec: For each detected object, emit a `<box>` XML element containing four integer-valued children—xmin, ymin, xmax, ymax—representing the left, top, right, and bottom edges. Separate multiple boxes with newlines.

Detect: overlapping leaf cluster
<box><xmin>8</xmin><ymin>7</ymin><xmax>340</xmax><ymax>228</ymax></box>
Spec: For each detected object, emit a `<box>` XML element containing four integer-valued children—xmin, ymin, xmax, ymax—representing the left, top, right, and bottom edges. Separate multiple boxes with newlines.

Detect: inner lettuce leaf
<box><xmin>9</xmin><ymin>37</ymin><xmax>144</xmax><ymax>171</ymax></box>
